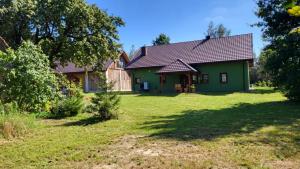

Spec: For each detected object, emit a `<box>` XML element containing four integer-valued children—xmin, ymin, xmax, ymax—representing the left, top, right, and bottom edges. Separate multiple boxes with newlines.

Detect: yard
<box><xmin>0</xmin><ymin>88</ymin><xmax>300</xmax><ymax>169</ymax></box>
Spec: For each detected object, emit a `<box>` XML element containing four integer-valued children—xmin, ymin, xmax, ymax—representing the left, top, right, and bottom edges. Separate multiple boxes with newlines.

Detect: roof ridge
<box><xmin>144</xmin><ymin>33</ymin><xmax>253</xmax><ymax>48</ymax></box>
<box><xmin>176</xmin><ymin>59</ymin><xmax>197</xmax><ymax>72</ymax></box>
<box><xmin>126</xmin><ymin>33</ymin><xmax>254</xmax><ymax>69</ymax></box>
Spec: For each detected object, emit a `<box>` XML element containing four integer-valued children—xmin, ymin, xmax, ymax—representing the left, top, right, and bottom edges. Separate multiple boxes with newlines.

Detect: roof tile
<box><xmin>127</xmin><ymin>34</ymin><xmax>253</xmax><ymax>69</ymax></box>
<box><xmin>157</xmin><ymin>59</ymin><xmax>197</xmax><ymax>73</ymax></box>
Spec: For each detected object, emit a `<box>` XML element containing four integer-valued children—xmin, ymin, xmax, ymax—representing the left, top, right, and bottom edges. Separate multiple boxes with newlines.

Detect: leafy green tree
<box><xmin>205</xmin><ymin>21</ymin><xmax>231</xmax><ymax>38</ymax></box>
<box><xmin>0</xmin><ymin>0</ymin><xmax>35</xmax><ymax>48</ymax></box>
<box><xmin>257</xmin><ymin>50</ymin><xmax>272</xmax><ymax>81</ymax></box>
<box><xmin>256</xmin><ymin>0</ymin><xmax>300</xmax><ymax>101</ymax></box>
<box><xmin>152</xmin><ymin>33</ymin><xmax>171</xmax><ymax>46</ymax></box>
<box><xmin>288</xmin><ymin>4</ymin><xmax>300</xmax><ymax>33</ymax></box>
<box><xmin>0</xmin><ymin>0</ymin><xmax>124</xmax><ymax>68</ymax></box>
<box><xmin>255</xmin><ymin>0</ymin><xmax>299</xmax><ymax>40</ymax></box>
<box><xmin>250</xmin><ymin>51</ymin><xmax>272</xmax><ymax>84</ymax></box>
<box><xmin>0</xmin><ymin>41</ymin><xmax>58</xmax><ymax>111</ymax></box>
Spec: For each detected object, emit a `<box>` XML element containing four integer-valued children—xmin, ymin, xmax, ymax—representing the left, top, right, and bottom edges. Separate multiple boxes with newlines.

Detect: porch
<box><xmin>158</xmin><ymin>72</ymin><xmax>198</xmax><ymax>93</ymax></box>
<box><xmin>157</xmin><ymin>59</ymin><xmax>198</xmax><ymax>93</ymax></box>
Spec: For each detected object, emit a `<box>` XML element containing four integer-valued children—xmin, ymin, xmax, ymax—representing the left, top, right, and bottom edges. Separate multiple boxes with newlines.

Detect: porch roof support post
<box><xmin>188</xmin><ymin>72</ymin><xmax>192</xmax><ymax>93</ymax></box>
<box><xmin>160</xmin><ymin>73</ymin><xmax>164</xmax><ymax>93</ymax></box>
<box><xmin>84</xmin><ymin>67</ymin><xmax>89</xmax><ymax>92</ymax></box>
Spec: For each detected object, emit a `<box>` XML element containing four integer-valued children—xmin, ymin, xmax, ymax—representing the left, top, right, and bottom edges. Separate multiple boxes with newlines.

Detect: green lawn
<box><xmin>1</xmin><ymin>88</ymin><xmax>300</xmax><ymax>168</ymax></box>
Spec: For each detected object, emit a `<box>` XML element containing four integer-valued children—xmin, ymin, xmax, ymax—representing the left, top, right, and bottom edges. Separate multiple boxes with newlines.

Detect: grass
<box><xmin>0</xmin><ymin>87</ymin><xmax>300</xmax><ymax>168</ymax></box>
<box><xmin>0</xmin><ymin>113</ymin><xmax>37</xmax><ymax>140</ymax></box>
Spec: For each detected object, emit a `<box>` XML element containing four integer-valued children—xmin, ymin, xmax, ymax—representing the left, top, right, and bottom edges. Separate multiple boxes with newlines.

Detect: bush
<box><xmin>0</xmin><ymin>101</ymin><xmax>19</xmax><ymax>115</ymax></box>
<box><xmin>255</xmin><ymin>80</ymin><xmax>273</xmax><ymax>87</ymax></box>
<box><xmin>0</xmin><ymin>42</ymin><xmax>59</xmax><ymax>112</ymax></box>
<box><xmin>39</xmin><ymin>77</ymin><xmax>85</xmax><ymax>119</ymax></box>
<box><xmin>50</xmin><ymin>95</ymin><xmax>84</xmax><ymax>118</ymax></box>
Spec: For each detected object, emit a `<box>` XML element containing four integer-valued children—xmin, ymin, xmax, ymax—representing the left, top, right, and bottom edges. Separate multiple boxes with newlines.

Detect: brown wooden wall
<box><xmin>107</xmin><ymin>68</ymin><xmax>131</xmax><ymax>91</ymax></box>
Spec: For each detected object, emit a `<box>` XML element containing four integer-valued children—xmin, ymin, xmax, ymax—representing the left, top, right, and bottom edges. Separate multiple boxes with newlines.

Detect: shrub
<box><xmin>0</xmin><ymin>41</ymin><xmax>59</xmax><ymax>112</ymax></box>
<box><xmin>255</xmin><ymin>80</ymin><xmax>273</xmax><ymax>87</ymax></box>
<box><xmin>88</xmin><ymin>92</ymin><xmax>120</xmax><ymax>120</ymax></box>
<box><xmin>88</xmin><ymin>73</ymin><xmax>120</xmax><ymax>120</ymax></box>
<box><xmin>0</xmin><ymin>101</ymin><xmax>19</xmax><ymax>115</ymax></box>
<box><xmin>50</xmin><ymin>95</ymin><xmax>84</xmax><ymax>118</ymax></box>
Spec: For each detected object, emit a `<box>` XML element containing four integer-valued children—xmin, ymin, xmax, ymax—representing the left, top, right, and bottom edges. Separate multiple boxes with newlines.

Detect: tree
<box><xmin>205</xmin><ymin>21</ymin><xmax>231</xmax><ymax>38</ymax></box>
<box><xmin>288</xmin><ymin>4</ymin><xmax>300</xmax><ymax>33</ymax></box>
<box><xmin>256</xmin><ymin>0</ymin><xmax>300</xmax><ymax>101</ymax></box>
<box><xmin>152</xmin><ymin>33</ymin><xmax>170</xmax><ymax>46</ymax></box>
<box><xmin>128</xmin><ymin>45</ymin><xmax>137</xmax><ymax>59</ymax></box>
<box><xmin>0</xmin><ymin>0</ymin><xmax>124</xmax><ymax>68</ymax></box>
<box><xmin>0</xmin><ymin>41</ymin><xmax>58</xmax><ymax>111</ymax></box>
<box><xmin>88</xmin><ymin>73</ymin><xmax>120</xmax><ymax>120</ymax></box>
<box><xmin>216</xmin><ymin>24</ymin><xmax>231</xmax><ymax>37</ymax></box>
<box><xmin>250</xmin><ymin>51</ymin><xmax>271</xmax><ymax>84</ymax></box>
<box><xmin>206</xmin><ymin>21</ymin><xmax>216</xmax><ymax>38</ymax></box>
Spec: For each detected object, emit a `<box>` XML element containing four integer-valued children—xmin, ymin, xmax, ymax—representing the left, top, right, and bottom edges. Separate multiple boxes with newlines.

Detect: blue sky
<box><xmin>87</xmin><ymin>0</ymin><xmax>265</xmax><ymax>56</ymax></box>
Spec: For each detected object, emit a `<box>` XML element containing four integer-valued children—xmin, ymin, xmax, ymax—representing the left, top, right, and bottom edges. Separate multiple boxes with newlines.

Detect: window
<box><xmin>200</xmin><ymin>74</ymin><xmax>209</xmax><ymax>84</ymax></box>
<box><xmin>220</xmin><ymin>73</ymin><xmax>228</xmax><ymax>84</ymax></box>
<box><xmin>135</xmin><ymin>78</ymin><xmax>141</xmax><ymax>84</ymax></box>
<box><xmin>117</xmin><ymin>58</ymin><xmax>125</xmax><ymax>68</ymax></box>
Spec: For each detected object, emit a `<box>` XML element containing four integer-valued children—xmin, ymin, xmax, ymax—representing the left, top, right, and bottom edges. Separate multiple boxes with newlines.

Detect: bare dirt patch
<box><xmin>93</xmin><ymin>135</ymin><xmax>236</xmax><ymax>169</ymax></box>
<box><xmin>92</xmin><ymin>135</ymin><xmax>300</xmax><ymax>169</ymax></box>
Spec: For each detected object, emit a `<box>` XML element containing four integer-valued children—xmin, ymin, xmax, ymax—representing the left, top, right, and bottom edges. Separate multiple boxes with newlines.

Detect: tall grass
<box><xmin>0</xmin><ymin>102</ymin><xmax>37</xmax><ymax>139</ymax></box>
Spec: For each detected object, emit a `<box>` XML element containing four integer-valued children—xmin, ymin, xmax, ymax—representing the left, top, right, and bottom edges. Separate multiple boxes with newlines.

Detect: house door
<box><xmin>180</xmin><ymin>74</ymin><xmax>189</xmax><ymax>89</ymax></box>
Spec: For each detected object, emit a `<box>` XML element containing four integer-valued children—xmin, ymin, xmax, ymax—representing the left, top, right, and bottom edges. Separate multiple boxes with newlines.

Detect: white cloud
<box><xmin>204</xmin><ymin>7</ymin><xmax>228</xmax><ymax>23</ymax></box>
<box><xmin>204</xmin><ymin>16</ymin><xmax>225</xmax><ymax>22</ymax></box>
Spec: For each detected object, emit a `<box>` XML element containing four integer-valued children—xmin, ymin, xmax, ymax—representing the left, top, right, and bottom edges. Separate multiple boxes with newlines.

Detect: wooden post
<box><xmin>119</xmin><ymin>69</ymin><xmax>122</xmax><ymax>91</ymax></box>
<box><xmin>188</xmin><ymin>72</ymin><xmax>192</xmax><ymax>93</ymax></box>
<box><xmin>160</xmin><ymin>73</ymin><xmax>163</xmax><ymax>93</ymax></box>
<box><xmin>84</xmin><ymin>67</ymin><xmax>89</xmax><ymax>92</ymax></box>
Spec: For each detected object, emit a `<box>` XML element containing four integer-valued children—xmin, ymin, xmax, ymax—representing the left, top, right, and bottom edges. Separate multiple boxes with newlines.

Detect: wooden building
<box><xmin>56</xmin><ymin>52</ymin><xmax>132</xmax><ymax>92</ymax></box>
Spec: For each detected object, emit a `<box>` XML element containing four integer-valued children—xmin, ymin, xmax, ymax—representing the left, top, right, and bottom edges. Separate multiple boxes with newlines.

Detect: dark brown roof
<box><xmin>0</xmin><ymin>37</ymin><xmax>9</xmax><ymax>52</ymax></box>
<box><xmin>55</xmin><ymin>62</ymin><xmax>93</xmax><ymax>73</ymax></box>
<box><xmin>55</xmin><ymin>52</ymin><xmax>129</xmax><ymax>73</ymax></box>
<box><xmin>126</xmin><ymin>34</ymin><xmax>253</xmax><ymax>69</ymax></box>
<box><xmin>157</xmin><ymin>59</ymin><xmax>197</xmax><ymax>73</ymax></box>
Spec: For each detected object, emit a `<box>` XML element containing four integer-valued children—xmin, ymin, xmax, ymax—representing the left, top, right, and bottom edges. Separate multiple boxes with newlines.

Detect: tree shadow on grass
<box><xmin>142</xmin><ymin>101</ymin><xmax>300</xmax><ymax>141</ymax></box>
<box><xmin>247</xmin><ymin>88</ymin><xmax>278</xmax><ymax>94</ymax></box>
<box><xmin>133</xmin><ymin>88</ymin><xmax>277</xmax><ymax>97</ymax></box>
<box><xmin>59</xmin><ymin>115</ymin><xmax>104</xmax><ymax>127</ymax></box>
<box><xmin>135</xmin><ymin>92</ymin><xmax>180</xmax><ymax>97</ymax></box>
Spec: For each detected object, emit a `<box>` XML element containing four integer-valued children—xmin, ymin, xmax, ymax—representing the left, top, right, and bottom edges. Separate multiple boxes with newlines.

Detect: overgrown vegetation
<box><xmin>0</xmin><ymin>42</ymin><xmax>58</xmax><ymax>112</ymax></box>
<box><xmin>44</xmin><ymin>76</ymin><xmax>85</xmax><ymax>119</ymax></box>
<box><xmin>250</xmin><ymin>50</ymin><xmax>272</xmax><ymax>85</ymax></box>
<box><xmin>0</xmin><ymin>101</ymin><xmax>36</xmax><ymax>139</ymax></box>
<box><xmin>255</xmin><ymin>0</ymin><xmax>300</xmax><ymax>101</ymax></box>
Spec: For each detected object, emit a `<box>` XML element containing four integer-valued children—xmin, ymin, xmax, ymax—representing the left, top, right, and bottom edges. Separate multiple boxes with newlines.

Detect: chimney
<box><xmin>141</xmin><ymin>46</ymin><xmax>147</xmax><ymax>56</ymax></box>
<box><xmin>205</xmin><ymin>35</ymin><xmax>211</xmax><ymax>40</ymax></box>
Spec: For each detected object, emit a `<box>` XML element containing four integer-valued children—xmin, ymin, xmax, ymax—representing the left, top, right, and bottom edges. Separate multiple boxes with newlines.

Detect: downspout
<box><xmin>131</xmin><ymin>72</ymin><xmax>135</xmax><ymax>92</ymax></box>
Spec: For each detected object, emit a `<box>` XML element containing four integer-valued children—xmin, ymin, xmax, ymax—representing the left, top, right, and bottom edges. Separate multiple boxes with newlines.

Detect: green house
<box><xmin>126</xmin><ymin>34</ymin><xmax>254</xmax><ymax>93</ymax></box>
